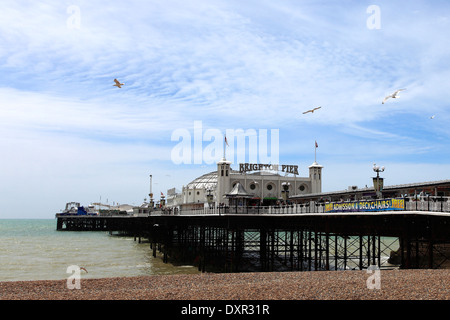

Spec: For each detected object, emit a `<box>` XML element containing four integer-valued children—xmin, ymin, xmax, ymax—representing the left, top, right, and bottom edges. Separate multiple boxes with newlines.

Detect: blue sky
<box><xmin>1</xmin><ymin>0</ymin><xmax>449</xmax><ymax>218</ymax></box>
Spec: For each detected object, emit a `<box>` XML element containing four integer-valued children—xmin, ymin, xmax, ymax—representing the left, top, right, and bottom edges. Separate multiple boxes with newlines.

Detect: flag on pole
<box><xmin>314</xmin><ymin>140</ymin><xmax>318</xmax><ymax>163</ymax></box>
<box><xmin>225</xmin><ymin>135</ymin><xmax>229</xmax><ymax>147</ymax></box>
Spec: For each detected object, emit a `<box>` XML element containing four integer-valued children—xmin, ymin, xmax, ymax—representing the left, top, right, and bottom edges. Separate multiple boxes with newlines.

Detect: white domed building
<box><xmin>167</xmin><ymin>157</ymin><xmax>323</xmax><ymax>210</ymax></box>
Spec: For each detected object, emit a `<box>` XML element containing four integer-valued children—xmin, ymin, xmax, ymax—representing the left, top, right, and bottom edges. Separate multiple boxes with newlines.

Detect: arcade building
<box><xmin>166</xmin><ymin>157</ymin><xmax>323</xmax><ymax>210</ymax></box>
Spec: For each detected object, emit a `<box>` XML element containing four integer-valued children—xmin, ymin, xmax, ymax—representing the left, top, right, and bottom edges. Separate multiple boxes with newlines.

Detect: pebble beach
<box><xmin>1</xmin><ymin>269</ymin><xmax>449</xmax><ymax>300</ymax></box>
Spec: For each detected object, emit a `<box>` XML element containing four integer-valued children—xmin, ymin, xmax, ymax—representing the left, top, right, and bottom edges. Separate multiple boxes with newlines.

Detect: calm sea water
<box><xmin>0</xmin><ymin>219</ymin><xmax>200</xmax><ymax>282</ymax></box>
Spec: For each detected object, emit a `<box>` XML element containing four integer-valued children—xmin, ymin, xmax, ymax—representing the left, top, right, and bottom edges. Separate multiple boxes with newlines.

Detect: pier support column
<box><xmin>428</xmin><ymin>219</ymin><xmax>434</xmax><ymax>269</ymax></box>
<box><xmin>56</xmin><ymin>218</ymin><xmax>63</xmax><ymax>230</ymax></box>
<box><xmin>299</xmin><ymin>230</ymin><xmax>304</xmax><ymax>271</ymax></box>
<box><xmin>260</xmin><ymin>228</ymin><xmax>267</xmax><ymax>271</ymax></box>
<box><xmin>359</xmin><ymin>235</ymin><xmax>363</xmax><ymax>270</ymax></box>
<box><xmin>289</xmin><ymin>230</ymin><xmax>294</xmax><ymax>271</ymax></box>
<box><xmin>325</xmin><ymin>232</ymin><xmax>330</xmax><ymax>271</ymax></box>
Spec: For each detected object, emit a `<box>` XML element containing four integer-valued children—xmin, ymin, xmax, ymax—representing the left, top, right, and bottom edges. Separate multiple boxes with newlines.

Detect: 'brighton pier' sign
<box><xmin>239</xmin><ymin>163</ymin><xmax>299</xmax><ymax>175</ymax></box>
<box><xmin>325</xmin><ymin>198</ymin><xmax>405</xmax><ymax>213</ymax></box>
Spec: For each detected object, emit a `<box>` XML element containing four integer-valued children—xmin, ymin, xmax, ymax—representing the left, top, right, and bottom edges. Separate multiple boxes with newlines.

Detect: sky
<box><xmin>1</xmin><ymin>0</ymin><xmax>450</xmax><ymax>218</ymax></box>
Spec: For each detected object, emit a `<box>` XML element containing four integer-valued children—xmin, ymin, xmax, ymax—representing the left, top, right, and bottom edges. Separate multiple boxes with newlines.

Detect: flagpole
<box><xmin>223</xmin><ymin>135</ymin><xmax>226</xmax><ymax>160</ymax></box>
<box><xmin>314</xmin><ymin>141</ymin><xmax>317</xmax><ymax>163</ymax></box>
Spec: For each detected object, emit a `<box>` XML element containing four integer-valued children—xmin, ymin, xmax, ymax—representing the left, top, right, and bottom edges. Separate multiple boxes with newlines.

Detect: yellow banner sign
<box><xmin>325</xmin><ymin>198</ymin><xmax>405</xmax><ymax>213</ymax></box>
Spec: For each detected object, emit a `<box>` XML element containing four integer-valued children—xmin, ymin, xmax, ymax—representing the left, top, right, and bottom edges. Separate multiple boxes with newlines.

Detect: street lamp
<box><xmin>206</xmin><ymin>189</ymin><xmax>214</xmax><ymax>206</ymax></box>
<box><xmin>372</xmin><ymin>164</ymin><xmax>385</xmax><ymax>199</ymax></box>
<box><xmin>281</xmin><ymin>182</ymin><xmax>290</xmax><ymax>202</ymax></box>
<box><xmin>149</xmin><ymin>174</ymin><xmax>154</xmax><ymax>210</ymax></box>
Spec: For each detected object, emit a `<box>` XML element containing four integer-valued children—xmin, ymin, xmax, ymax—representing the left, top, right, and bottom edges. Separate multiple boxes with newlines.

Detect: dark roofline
<box><xmin>290</xmin><ymin>179</ymin><xmax>450</xmax><ymax>200</ymax></box>
<box><xmin>225</xmin><ymin>182</ymin><xmax>252</xmax><ymax>198</ymax></box>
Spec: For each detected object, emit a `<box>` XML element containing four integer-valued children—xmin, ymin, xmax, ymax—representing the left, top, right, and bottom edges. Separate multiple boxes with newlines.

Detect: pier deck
<box><xmin>56</xmin><ymin>209</ymin><xmax>450</xmax><ymax>272</ymax></box>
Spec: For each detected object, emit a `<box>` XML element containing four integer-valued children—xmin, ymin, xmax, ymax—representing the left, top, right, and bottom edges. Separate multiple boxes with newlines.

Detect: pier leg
<box><xmin>308</xmin><ymin>229</ymin><xmax>312</xmax><ymax>271</ymax></box>
<box><xmin>343</xmin><ymin>236</ymin><xmax>348</xmax><ymax>270</ymax></box>
<box><xmin>289</xmin><ymin>230</ymin><xmax>294</xmax><ymax>271</ymax></box>
<box><xmin>298</xmin><ymin>230</ymin><xmax>303</xmax><ymax>271</ymax></box>
<box><xmin>314</xmin><ymin>231</ymin><xmax>318</xmax><ymax>271</ymax></box>
<box><xmin>224</xmin><ymin>230</ymin><xmax>230</xmax><ymax>272</ymax></box>
<box><xmin>372</xmin><ymin>235</ymin><xmax>376</xmax><ymax>266</ymax></box>
<box><xmin>260</xmin><ymin>229</ymin><xmax>267</xmax><ymax>271</ymax></box>
<box><xmin>56</xmin><ymin>218</ymin><xmax>63</xmax><ymax>231</ymax></box>
<box><xmin>359</xmin><ymin>235</ymin><xmax>363</xmax><ymax>270</ymax></box>
<box><xmin>406</xmin><ymin>235</ymin><xmax>412</xmax><ymax>269</ymax></box>
<box><xmin>270</xmin><ymin>229</ymin><xmax>275</xmax><ymax>272</ymax></box>
<box><xmin>377</xmin><ymin>236</ymin><xmax>381</xmax><ymax>267</ymax></box>
<box><xmin>325</xmin><ymin>233</ymin><xmax>330</xmax><ymax>271</ymax></box>
<box><xmin>428</xmin><ymin>235</ymin><xmax>434</xmax><ymax>269</ymax></box>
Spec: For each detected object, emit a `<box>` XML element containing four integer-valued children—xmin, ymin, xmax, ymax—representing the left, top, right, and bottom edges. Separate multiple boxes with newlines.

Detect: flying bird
<box><xmin>113</xmin><ymin>78</ymin><xmax>124</xmax><ymax>88</ymax></box>
<box><xmin>303</xmin><ymin>106</ymin><xmax>322</xmax><ymax>114</ymax></box>
<box><xmin>430</xmin><ymin>115</ymin><xmax>436</xmax><ymax>119</ymax></box>
<box><xmin>382</xmin><ymin>89</ymin><xmax>406</xmax><ymax>104</ymax></box>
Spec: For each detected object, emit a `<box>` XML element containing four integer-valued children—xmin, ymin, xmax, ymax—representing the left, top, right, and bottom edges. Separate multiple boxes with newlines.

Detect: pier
<box><xmin>56</xmin><ymin>197</ymin><xmax>450</xmax><ymax>273</ymax></box>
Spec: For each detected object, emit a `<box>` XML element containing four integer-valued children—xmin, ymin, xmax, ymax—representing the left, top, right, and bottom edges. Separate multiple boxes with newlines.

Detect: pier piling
<box><xmin>55</xmin><ymin>211</ymin><xmax>450</xmax><ymax>272</ymax></box>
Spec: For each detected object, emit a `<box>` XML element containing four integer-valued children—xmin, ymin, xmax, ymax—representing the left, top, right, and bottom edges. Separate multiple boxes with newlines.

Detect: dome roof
<box><xmin>186</xmin><ymin>171</ymin><xmax>217</xmax><ymax>190</ymax></box>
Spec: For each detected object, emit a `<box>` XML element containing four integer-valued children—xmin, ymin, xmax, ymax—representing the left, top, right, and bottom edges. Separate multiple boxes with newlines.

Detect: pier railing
<box><xmin>165</xmin><ymin>196</ymin><xmax>450</xmax><ymax>216</ymax></box>
<box><xmin>405</xmin><ymin>196</ymin><xmax>450</xmax><ymax>212</ymax></box>
<box><xmin>177</xmin><ymin>205</ymin><xmax>304</xmax><ymax>215</ymax></box>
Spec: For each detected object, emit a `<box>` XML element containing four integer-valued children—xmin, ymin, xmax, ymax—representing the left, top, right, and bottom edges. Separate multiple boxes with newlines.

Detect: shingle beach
<box><xmin>1</xmin><ymin>269</ymin><xmax>449</xmax><ymax>300</ymax></box>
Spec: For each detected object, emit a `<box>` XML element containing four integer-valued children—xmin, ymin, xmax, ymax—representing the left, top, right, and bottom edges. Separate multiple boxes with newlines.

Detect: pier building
<box><xmin>166</xmin><ymin>157</ymin><xmax>323</xmax><ymax>210</ymax></box>
<box><xmin>290</xmin><ymin>179</ymin><xmax>450</xmax><ymax>205</ymax></box>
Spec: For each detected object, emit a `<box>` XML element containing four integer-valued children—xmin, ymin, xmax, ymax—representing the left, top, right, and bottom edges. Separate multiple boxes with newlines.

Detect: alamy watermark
<box><xmin>366</xmin><ymin>265</ymin><xmax>381</xmax><ymax>290</ymax></box>
<box><xmin>66</xmin><ymin>265</ymin><xmax>87</xmax><ymax>289</ymax></box>
<box><xmin>367</xmin><ymin>5</ymin><xmax>381</xmax><ymax>30</ymax></box>
<box><xmin>171</xmin><ymin>121</ymin><xmax>279</xmax><ymax>166</ymax></box>
<box><xmin>67</xmin><ymin>5</ymin><xmax>81</xmax><ymax>30</ymax></box>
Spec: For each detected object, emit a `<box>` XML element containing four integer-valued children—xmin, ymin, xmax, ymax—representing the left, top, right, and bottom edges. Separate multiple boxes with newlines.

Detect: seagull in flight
<box><xmin>303</xmin><ymin>106</ymin><xmax>322</xmax><ymax>114</ymax></box>
<box><xmin>430</xmin><ymin>115</ymin><xmax>436</xmax><ymax>119</ymax></box>
<box><xmin>113</xmin><ymin>78</ymin><xmax>124</xmax><ymax>88</ymax></box>
<box><xmin>382</xmin><ymin>89</ymin><xmax>406</xmax><ymax>104</ymax></box>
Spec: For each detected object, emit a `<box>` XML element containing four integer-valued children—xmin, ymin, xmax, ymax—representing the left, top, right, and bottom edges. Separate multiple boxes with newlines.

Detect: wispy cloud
<box><xmin>0</xmin><ymin>0</ymin><xmax>449</xmax><ymax>217</ymax></box>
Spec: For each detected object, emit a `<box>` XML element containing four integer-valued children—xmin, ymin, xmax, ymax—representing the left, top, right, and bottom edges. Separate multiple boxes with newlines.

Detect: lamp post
<box><xmin>206</xmin><ymin>189</ymin><xmax>214</xmax><ymax>207</ymax></box>
<box><xmin>372</xmin><ymin>164</ymin><xmax>385</xmax><ymax>199</ymax></box>
<box><xmin>281</xmin><ymin>182</ymin><xmax>290</xmax><ymax>202</ymax></box>
<box><xmin>149</xmin><ymin>174</ymin><xmax>154</xmax><ymax>210</ymax></box>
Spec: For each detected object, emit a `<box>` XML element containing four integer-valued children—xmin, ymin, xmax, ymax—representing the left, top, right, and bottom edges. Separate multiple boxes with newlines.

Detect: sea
<box><xmin>0</xmin><ymin>219</ymin><xmax>200</xmax><ymax>282</ymax></box>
